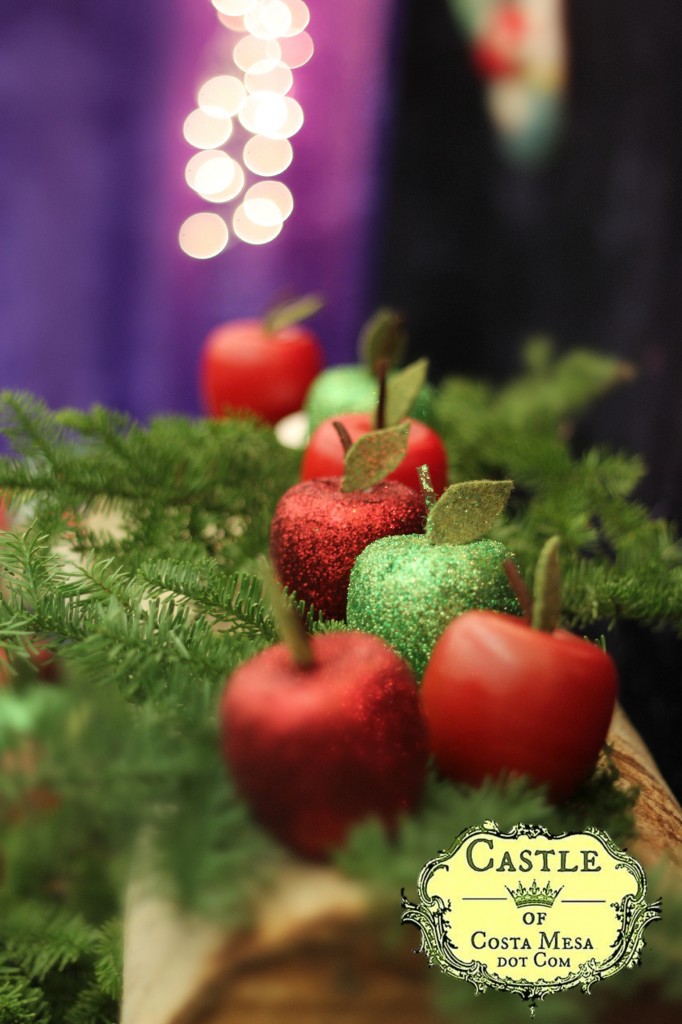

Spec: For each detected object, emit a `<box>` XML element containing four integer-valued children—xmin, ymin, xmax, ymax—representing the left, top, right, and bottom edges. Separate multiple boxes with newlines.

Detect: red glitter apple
<box><xmin>301</xmin><ymin>358</ymin><xmax>448</xmax><ymax>493</ymax></box>
<box><xmin>420</xmin><ymin>538</ymin><xmax>618</xmax><ymax>800</ymax></box>
<box><xmin>271</xmin><ymin>423</ymin><xmax>426</xmax><ymax>619</ymax></box>
<box><xmin>220</xmin><ymin>624</ymin><xmax>428</xmax><ymax>859</ymax></box>
<box><xmin>199</xmin><ymin>295</ymin><xmax>324</xmax><ymax>425</ymax></box>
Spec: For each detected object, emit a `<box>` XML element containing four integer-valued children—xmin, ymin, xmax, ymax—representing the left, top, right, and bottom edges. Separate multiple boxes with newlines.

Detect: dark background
<box><xmin>378</xmin><ymin>0</ymin><xmax>682</xmax><ymax>800</ymax></box>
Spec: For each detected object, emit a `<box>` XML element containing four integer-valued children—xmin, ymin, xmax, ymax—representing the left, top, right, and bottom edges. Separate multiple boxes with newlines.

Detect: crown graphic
<box><xmin>505</xmin><ymin>879</ymin><xmax>563</xmax><ymax>909</ymax></box>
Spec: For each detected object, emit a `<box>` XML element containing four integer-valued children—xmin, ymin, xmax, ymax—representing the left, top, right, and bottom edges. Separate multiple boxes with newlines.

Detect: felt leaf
<box><xmin>358</xmin><ymin>308</ymin><xmax>407</xmax><ymax>372</ymax></box>
<box><xmin>384</xmin><ymin>358</ymin><xmax>429</xmax><ymax>427</ymax></box>
<box><xmin>532</xmin><ymin>535</ymin><xmax>562</xmax><ymax>632</ymax></box>
<box><xmin>341</xmin><ymin>423</ymin><xmax>410</xmax><ymax>493</ymax></box>
<box><xmin>522</xmin><ymin>334</ymin><xmax>555</xmax><ymax>374</ymax></box>
<box><xmin>264</xmin><ymin>294</ymin><xmax>324</xmax><ymax>333</ymax></box>
<box><xmin>426</xmin><ymin>479</ymin><xmax>513</xmax><ymax>546</ymax></box>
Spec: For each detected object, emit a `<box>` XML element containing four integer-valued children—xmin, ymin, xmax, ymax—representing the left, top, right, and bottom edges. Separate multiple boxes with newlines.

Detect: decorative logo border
<box><xmin>401</xmin><ymin>821</ymin><xmax>661</xmax><ymax>1009</ymax></box>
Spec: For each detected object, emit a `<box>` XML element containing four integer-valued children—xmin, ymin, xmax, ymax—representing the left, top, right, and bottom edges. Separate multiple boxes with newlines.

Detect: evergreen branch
<box><xmin>0</xmin><ymin>392</ymin><xmax>67</xmax><ymax>465</ymax></box>
<box><xmin>91</xmin><ymin>921</ymin><xmax>122</xmax><ymax>1002</ymax></box>
<box><xmin>0</xmin><ymin>904</ymin><xmax>97</xmax><ymax>982</ymax></box>
<box><xmin>0</xmin><ymin>373</ymin><xmax>678</xmax><ymax>1023</ymax></box>
<box><xmin>135</xmin><ymin>561</ymin><xmax>278</xmax><ymax>641</ymax></box>
<box><xmin>63</xmin><ymin>983</ymin><xmax>118</xmax><ymax>1024</ymax></box>
<box><xmin>0</xmin><ymin>956</ymin><xmax>51</xmax><ymax>1024</ymax></box>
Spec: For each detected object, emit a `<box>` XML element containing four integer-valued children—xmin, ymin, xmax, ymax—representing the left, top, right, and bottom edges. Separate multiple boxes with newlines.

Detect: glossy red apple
<box><xmin>199</xmin><ymin>297</ymin><xmax>324</xmax><ymax>425</ymax></box>
<box><xmin>220</xmin><ymin>630</ymin><xmax>428</xmax><ymax>858</ymax></box>
<box><xmin>420</xmin><ymin>610</ymin><xmax>618</xmax><ymax>801</ymax></box>
<box><xmin>301</xmin><ymin>412</ymin><xmax>448</xmax><ymax>494</ymax></box>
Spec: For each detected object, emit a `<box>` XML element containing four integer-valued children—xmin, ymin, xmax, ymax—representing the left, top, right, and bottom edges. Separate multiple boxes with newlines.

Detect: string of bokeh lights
<box><xmin>179</xmin><ymin>0</ymin><xmax>313</xmax><ymax>259</ymax></box>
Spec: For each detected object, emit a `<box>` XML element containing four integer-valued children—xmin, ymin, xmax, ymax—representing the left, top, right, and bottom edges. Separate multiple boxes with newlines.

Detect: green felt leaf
<box><xmin>358</xmin><ymin>308</ymin><xmax>407</xmax><ymax>372</ymax></box>
<box><xmin>385</xmin><ymin>358</ymin><xmax>429</xmax><ymax>427</ymax></box>
<box><xmin>341</xmin><ymin>423</ymin><xmax>410</xmax><ymax>493</ymax></box>
<box><xmin>532</xmin><ymin>535</ymin><xmax>562</xmax><ymax>632</ymax></box>
<box><xmin>426</xmin><ymin>479</ymin><xmax>513</xmax><ymax>545</ymax></box>
<box><xmin>264</xmin><ymin>293</ymin><xmax>324</xmax><ymax>333</ymax></box>
<box><xmin>522</xmin><ymin>334</ymin><xmax>555</xmax><ymax>374</ymax></box>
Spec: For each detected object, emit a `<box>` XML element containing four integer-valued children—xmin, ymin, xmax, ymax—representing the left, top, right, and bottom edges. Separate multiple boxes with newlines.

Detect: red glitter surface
<box><xmin>269</xmin><ymin>477</ymin><xmax>426</xmax><ymax>620</ymax></box>
<box><xmin>221</xmin><ymin>631</ymin><xmax>427</xmax><ymax>859</ymax></box>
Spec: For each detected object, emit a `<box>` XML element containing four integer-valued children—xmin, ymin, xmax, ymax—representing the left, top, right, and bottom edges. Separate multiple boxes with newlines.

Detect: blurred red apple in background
<box><xmin>301</xmin><ymin>411</ymin><xmax>448</xmax><ymax>494</ymax></box>
<box><xmin>199</xmin><ymin>296</ymin><xmax>324</xmax><ymax>425</ymax></box>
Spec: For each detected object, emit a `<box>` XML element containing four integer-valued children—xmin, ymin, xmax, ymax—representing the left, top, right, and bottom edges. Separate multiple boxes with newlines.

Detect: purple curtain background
<box><xmin>0</xmin><ymin>0</ymin><xmax>402</xmax><ymax>420</ymax></box>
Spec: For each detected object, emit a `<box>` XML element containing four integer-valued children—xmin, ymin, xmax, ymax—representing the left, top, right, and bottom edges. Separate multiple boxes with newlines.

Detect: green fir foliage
<box><xmin>432</xmin><ymin>343</ymin><xmax>682</xmax><ymax>633</ymax></box>
<box><xmin>0</xmin><ymin>356</ymin><xmax>678</xmax><ymax>1021</ymax></box>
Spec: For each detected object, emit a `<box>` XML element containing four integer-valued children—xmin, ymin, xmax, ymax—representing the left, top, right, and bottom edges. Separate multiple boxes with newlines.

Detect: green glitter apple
<box><xmin>346</xmin><ymin>477</ymin><xmax>522</xmax><ymax>679</ymax></box>
<box><xmin>304</xmin><ymin>308</ymin><xmax>435</xmax><ymax>433</ymax></box>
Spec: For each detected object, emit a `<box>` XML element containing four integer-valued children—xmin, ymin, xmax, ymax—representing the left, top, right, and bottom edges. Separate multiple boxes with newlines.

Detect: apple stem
<box><xmin>263</xmin><ymin>568</ymin><xmax>315</xmax><ymax>669</ymax></box>
<box><xmin>502</xmin><ymin>537</ymin><xmax>563</xmax><ymax>631</ymax></box>
<box><xmin>417</xmin><ymin>464</ymin><xmax>438</xmax><ymax>513</ymax></box>
<box><xmin>532</xmin><ymin>536</ymin><xmax>562</xmax><ymax>633</ymax></box>
<box><xmin>375</xmin><ymin>358</ymin><xmax>389</xmax><ymax>430</ymax></box>
<box><xmin>503</xmin><ymin>559</ymin><xmax>533</xmax><ymax>625</ymax></box>
<box><xmin>332</xmin><ymin>420</ymin><xmax>353</xmax><ymax>456</ymax></box>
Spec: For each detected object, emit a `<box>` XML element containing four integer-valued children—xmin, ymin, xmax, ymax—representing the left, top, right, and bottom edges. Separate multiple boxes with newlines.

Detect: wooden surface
<box><xmin>606</xmin><ymin>703</ymin><xmax>682</xmax><ymax>876</ymax></box>
<box><xmin>121</xmin><ymin>703</ymin><xmax>682</xmax><ymax>1024</ymax></box>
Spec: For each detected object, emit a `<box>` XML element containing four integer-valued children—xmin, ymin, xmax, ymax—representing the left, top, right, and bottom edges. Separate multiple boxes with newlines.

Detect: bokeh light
<box><xmin>238</xmin><ymin>92</ymin><xmax>288</xmax><ymax>136</ymax></box>
<box><xmin>197</xmin><ymin>75</ymin><xmax>246</xmax><ymax>117</ymax></box>
<box><xmin>243</xmin><ymin>196</ymin><xmax>282</xmax><ymax>227</ymax></box>
<box><xmin>217</xmin><ymin>13</ymin><xmax>249</xmax><ymax>32</ymax></box>
<box><xmin>245</xmin><ymin>1</ymin><xmax>293</xmax><ymax>39</ymax></box>
<box><xmin>185</xmin><ymin>151</ymin><xmax>237</xmax><ymax>196</ymax></box>
<box><xmin>212</xmin><ymin>0</ymin><xmax>257</xmax><ymax>15</ymax></box>
<box><xmin>183</xmin><ymin>108</ymin><xmax>233</xmax><ymax>149</ymax></box>
<box><xmin>202</xmin><ymin>161</ymin><xmax>246</xmax><ymax>202</ymax></box>
<box><xmin>232</xmin><ymin>203</ymin><xmax>283</xmax><ymax>244</ymax></box>
<box><xmin>245</xmin><ymin>179</ymin><xmax>293</xmax><ymax>220</ymax></box>
<box><xmin>179</xmin><ymin>212</ymin><xmax>229</xmax><ymax>258</ymax></box>
<box><xmin>280</xmin><ymin>0</ymin><xmax>310</xmax><ymax>37</ymax></box>
<box><xmin>243</xmin><ymin>135</ymin><xmax>293</xmax><ymax>176</ymax></box>
<box><xmin>270</xmin><ymin>96</ymin><xmax>304</xmax><ymax>139</ymax></box>
<box><xmin>244</xmin><ymin>61</ymin><xmax>293</xmax><ymax>95</ymax></box>
<box><xmin>233</xmin><ymin>35</ymin><xmax>281</xmax><ymax>72</ymax></box>
<box><xmin>181</xmin><ymin>1</ymin><xmax>312</xmax><ymax>255</ymax></box>
<box><xmin>277</xmin><ymin>31</ymin><xmax>314</xmax><ymax>68</ymax></box>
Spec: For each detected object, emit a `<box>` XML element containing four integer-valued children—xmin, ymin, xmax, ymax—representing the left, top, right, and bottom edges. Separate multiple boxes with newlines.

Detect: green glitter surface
<box><xmin>305</xmin><ymin>366</ymin><xmax>435</xmax><ymax>433</ymax></box>
<box><xmin>346</xmin><ymin>535</ymin><xmax>521</xmax><ymax>680</ymax></box>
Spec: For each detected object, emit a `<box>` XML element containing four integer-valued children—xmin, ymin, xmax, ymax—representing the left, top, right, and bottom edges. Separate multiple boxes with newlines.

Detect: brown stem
<box><xmin>532</xmin><ymin>536</ymin><xmax>562</xmax><ymax>632</ymax></box>
<box><xmin>503</xmin><ymin>559</ymin><xmax>533</xmax><ymax>625</ymax></box>
<box><xmin>375</xmin><ymin>358</ymin><xmax>389</xmax><ymax>430</ymax></box>
<box><xmin>263</xmin><ymin>569</ymin><xmax>315</xmax><ymax>670</ymax></box>
<box><xmin>332</xmin><ymin>420</ymin><xmax>353</xmax><ymax>456</ymax></box>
